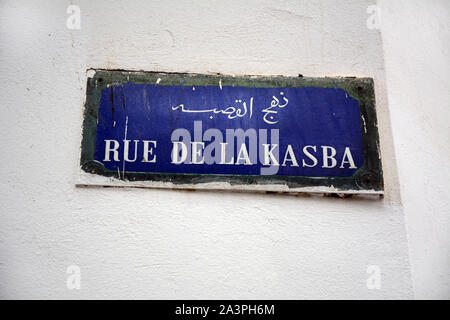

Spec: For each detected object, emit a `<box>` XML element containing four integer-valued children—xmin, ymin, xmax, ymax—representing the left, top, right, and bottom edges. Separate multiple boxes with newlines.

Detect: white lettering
<box><xmin>123</xmin><ymin>139</ymin><xmax>139</xmax><ymax>162</ymax></box>
<box><xmin>142</xmin><ymin>140</ymin><xmax>157</xmax><ymax>163</ymax></box>
<box><xmin>191</xmin><ymin>142</ymin><xmax>205</xmax><ymax>164</ymax></box>
<box><xmin>236</xmin><ymin>144</ymin><xmax>252</xmax><ymax>165</ymax></box>
<box><xmin>302</xmin><ymin>145</ymin><xmax>318</xmax><ymax>167</ymax></box>
<box><xmin>262</xmin><ymin>144</ymin><xmax>279</xmax><ymax>166</ymax></box>
<box><xmin>172</xmin><ymin>142</ymin><xmax>188</xmax><ymax>164</ymax></box>
<box><xmin>340</xmin><ymin>147</ymin><xmax>357</xmax><ymax>169</ymax></box>
<box><xmin>104</xmin><ymin>139</ymin><xmax>119</xmax><ymax>161</ymax></box>
<box><xmin>322</xmin><ymin>146</ymin><xmax>337</xmax><ymax>168</ymax></box>
<box><xmin>282</xmin><ymin>144</ymin><xmax>299</xmax><ymax>167</ymax></box>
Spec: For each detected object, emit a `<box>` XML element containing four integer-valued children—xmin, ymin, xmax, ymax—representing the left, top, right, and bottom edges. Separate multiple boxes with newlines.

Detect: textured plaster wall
<box><xmin>0</xmin><ymin>0</ymin><xmax>416</xmax><ymax>299</ymax></box>
<box><xmin>379</xmin><ymin>0</ymin><xmax>450</xmax><ymax>299</ymax></box>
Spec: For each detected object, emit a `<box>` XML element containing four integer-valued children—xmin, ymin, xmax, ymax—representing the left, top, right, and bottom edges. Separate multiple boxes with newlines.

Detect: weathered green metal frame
<box><xmin>81</xmin><ymin>70</ymin><xmax>383</xmax><ymax>193</ymax></box>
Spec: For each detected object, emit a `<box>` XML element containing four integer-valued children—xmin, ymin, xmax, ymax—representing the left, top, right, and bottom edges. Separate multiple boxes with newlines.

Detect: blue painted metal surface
<box><xmin>95</xmin><ymin>83</ymin><xmax>362</xmax><ymax>177</ymax></box>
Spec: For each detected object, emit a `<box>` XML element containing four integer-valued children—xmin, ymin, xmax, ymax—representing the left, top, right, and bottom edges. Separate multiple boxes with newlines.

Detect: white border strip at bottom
<box><xmin>76</xmin><ymin>172</ymin><xmax>384</xmax><ymax>197</ymax></box>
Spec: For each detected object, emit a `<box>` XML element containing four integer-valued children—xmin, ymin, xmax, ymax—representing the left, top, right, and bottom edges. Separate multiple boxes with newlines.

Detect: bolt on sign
<box><xmin>79</xmin><ymin>70</ymin><xmax>383</xmax><ymax>196</ymax></box>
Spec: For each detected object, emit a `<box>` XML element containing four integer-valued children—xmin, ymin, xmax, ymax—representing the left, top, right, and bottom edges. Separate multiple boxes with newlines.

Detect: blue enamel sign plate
<box><xmin>80</xmin><ymin>70</ymin><xmax>383</xmax><ymax>195</ymax></box>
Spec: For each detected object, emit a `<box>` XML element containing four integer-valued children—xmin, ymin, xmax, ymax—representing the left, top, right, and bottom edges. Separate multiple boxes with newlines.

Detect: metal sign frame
<box><xmin>79</xmin><ymin>70</ymin><xmax>383</xmax><ymax>196</ymax></box>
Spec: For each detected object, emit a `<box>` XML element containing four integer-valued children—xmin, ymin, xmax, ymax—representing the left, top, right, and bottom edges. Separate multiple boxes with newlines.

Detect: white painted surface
<box><xmin>379</xmin><ymin>0</ymin><xmax>450</xmax><ymax>299</ymax></box>
<box><xmin>0</xmin><ymin>0</ymin><xmax>443</xmax><ymax>299</ymax></box>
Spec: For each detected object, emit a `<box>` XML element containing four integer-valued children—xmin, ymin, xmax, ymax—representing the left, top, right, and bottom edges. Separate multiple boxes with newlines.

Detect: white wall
<box><xmin>379</xmin><ymin>0</ymin><xmax>450</xmax><ymax>299</ymax></box>
<box><xmin>0</xmin><ymin>0</ymin><xmax>444</xmax><ymax>299</ymax></box>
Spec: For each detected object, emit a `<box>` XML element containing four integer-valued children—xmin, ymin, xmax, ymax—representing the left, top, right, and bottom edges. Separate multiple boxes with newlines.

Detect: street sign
<box><xmin>79</xmin><ymin>70</ymin><xmax>383</xmax><ymax>195</ymax></box>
